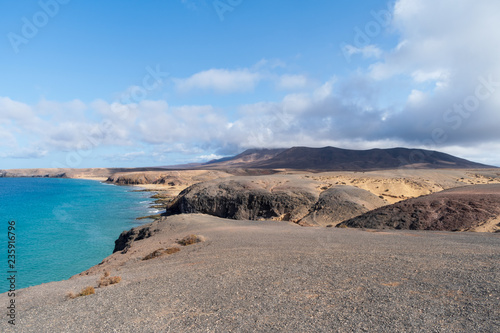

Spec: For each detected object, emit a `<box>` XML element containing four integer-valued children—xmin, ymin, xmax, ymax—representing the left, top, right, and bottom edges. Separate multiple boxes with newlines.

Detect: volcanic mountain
<box><xmin>202</xmin><ymin>146</ymin><xmax>493</xmax><ymax>171</ymax></box>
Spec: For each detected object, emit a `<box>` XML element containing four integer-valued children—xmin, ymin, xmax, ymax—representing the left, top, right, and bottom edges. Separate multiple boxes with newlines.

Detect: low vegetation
<box><xmin>98</xmin><ymin>271</ymin><xmax>122</xmax><ymax>287</ymax></box>
<box><xmin>143</xmin><ymin>247</ymin><xmax>180</xmax><ymax>260</ymax></box>
<box><xmin>177</xmin><ymin>234</ymin><xmax>204</xmax><ymax>246</ymax></box>
<box><xmin>67</xmin><ymin>272</ymin><xmax>122</xmax><ymax>299</ymax></box>
<box><xmin>67</xmin><ymin>286</ymin><xmax>95</xmax><ymax>299</ymax></box>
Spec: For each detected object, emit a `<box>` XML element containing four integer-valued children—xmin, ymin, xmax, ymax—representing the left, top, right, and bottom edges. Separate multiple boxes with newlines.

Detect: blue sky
<box><xmin>1</xmin><ymin>0</ymin><xmax>499</xmax><ymax>168</ymax></box>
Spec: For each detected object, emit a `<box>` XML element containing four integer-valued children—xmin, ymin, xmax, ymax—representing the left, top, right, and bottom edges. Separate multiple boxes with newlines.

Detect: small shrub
<box><xmin>338</xmin><ymin>224</ymin><xmax>348</xmax><ymax>228</ymax></box>
<box><xmin>68</xmin><ymin>286</ymin><xmax>95</xmax><ymax>299</ymax></box>
<box><xmin>177</xmin><ymin>234</ymin><xmax>204</xmax><ymax>246</ymax></box>
<box><xmin>143</xmin><ymin>247</ymin><xmax>180</xmax><ymax>260</ymax></box>
<box><xmin>80</xmin><ymin>286</ymin><xmax>95</xmax><ymax>296</ymax></box>
<box><xmin>98</xmin><ymin>272</ymin><xmax>122</xmax><ymax>287</ymax></box>
<box><xmin>108</xmin><ymin>276</ymin><xmax>121</xmax><ymax>284</ymax></box>
<box><xmin>143</xmin><ymin>249</ymin><xmax>165</xmax><ymax>261</ymax></box>
<box><xmin>67</xmin><ymin>291</ymin><xmax>78</xmax><ymax>299</ymax></box>
<box><xmin>164</xmin><ymin>247</ymin><xmax>181</xmax><ymax>255</ymax></box>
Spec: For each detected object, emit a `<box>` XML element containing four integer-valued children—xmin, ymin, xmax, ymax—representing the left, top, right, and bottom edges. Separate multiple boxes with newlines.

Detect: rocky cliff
<box><xmin>167</xmin><ymin>179</ymin><xmax>318</xmax><ymax>222</ymax></box>
<box><xmin>166</xmin><ymin>177</ymin><xmax>388</xmax><ymax>226</ymax></box>
<box><xmin>113</xmin><ymin>219</ymin><xmax>162</xmax><ymax>253</ymax></box>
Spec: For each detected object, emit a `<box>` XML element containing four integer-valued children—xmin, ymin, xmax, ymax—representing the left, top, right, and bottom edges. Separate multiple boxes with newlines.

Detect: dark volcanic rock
<box><xmin>338</xmin><ymin>184</ymin><xmax>500</xmax><ymax>231</ymax></box>
<box><xmin>114</xmin><ymin>219</ymin><xmax>162</xmax><ymax>253</ymax></box>
<box><xmin>167</xmin><ymin>179</ymin><xmax>317</xmax><ymax>222</ymax></box>
<box><xmin>298</xmin><ymin>186</ymin><xmax>387</xmax><ymax>227</ymax></box>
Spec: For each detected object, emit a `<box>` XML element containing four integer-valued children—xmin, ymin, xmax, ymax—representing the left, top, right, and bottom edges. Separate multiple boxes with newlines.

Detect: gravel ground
<box><xmin>2</xmin><ymin>214</ymin><xmax>499</xmax><ymax>332</ymax></box>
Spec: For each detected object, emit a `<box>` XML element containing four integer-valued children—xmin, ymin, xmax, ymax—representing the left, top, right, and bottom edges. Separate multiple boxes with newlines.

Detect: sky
<box><xmin>1</xmin><ymin>0</ymin><xmax>499</xmax><ymax>169</ymax></box>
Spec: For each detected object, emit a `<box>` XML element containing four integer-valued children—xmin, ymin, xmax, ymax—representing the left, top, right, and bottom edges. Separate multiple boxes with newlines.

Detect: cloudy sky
<box><xmin>1</xmin><ymin>0</ymin><xmax>499</xmax><ymax>169</ymax></box>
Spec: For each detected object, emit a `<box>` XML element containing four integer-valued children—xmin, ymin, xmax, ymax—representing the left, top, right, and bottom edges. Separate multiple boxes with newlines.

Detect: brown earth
<box><xmin>164</xmin><ymin>169</ymin><xmax>500</xmax><ymax>227</ymax></box>
<box><xmin>298</xmin><ymin>185</ymin><xmax>387</xmax><ymax>226</ymax></box>
<box><xmin>338</xmin><ymin>184</ymin><xmax>500</xmax><ymax>232</ymax></box>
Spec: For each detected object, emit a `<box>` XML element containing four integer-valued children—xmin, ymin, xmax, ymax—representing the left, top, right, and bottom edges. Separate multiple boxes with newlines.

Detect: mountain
<box><xmin>203</xmin><ymin>148</ymin><xmax>287</xmax><ymax>168</ymax></box>
<box><xmin>201</xmin><ymin>146</ymin><xmax>494</xmax><ymax>171</ymax></box>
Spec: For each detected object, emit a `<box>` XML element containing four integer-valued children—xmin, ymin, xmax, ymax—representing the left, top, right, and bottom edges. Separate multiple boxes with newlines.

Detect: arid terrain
<box><xmin>338</xmin><ymin>184</ymin><xmax>500</xmax><ymax>232</ymax></box>
<box><xmin>3</xmin><ymin>214</ymin><xmax>499</xmax><ymax>332</ymax></box>
<box><xmin>2</xmin><ymin>147</ymin><xmax>500</xmax><ymax>331</ymax></box>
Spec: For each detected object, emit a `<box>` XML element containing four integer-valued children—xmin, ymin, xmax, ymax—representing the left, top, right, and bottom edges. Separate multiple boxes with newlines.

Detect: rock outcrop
<box><xmin>167</xmin><ymin>178</ymin><xmax>388</xmax><ymax>225</ymax></box>
<box><xmin>167</xmin><ymin>178</ymin><xmax>318</xmax><ymax>222</ymax></box>
<box><xmin>298</xmin><ymin>186</ymin><xmax>387</xmax><ymax>227</ymax></box>
<box><xmin>113</xmin><ymin>219</ymin><xmax>162</xmax><ymax>253</ymax></box>
<box><xmin>337</xmin><ymin>184</ymin><xmax>500</xmax><ymax>231</ymax></box>
<box><xmin>108</xmin><ymin>173</ymin><xmax>186</xmax><ymax>186</ymax></box>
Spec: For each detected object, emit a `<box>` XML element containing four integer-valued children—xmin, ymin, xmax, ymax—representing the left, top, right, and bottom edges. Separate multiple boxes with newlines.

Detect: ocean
<box><xmin>0</xmin><ymin>178</ymin><xmax>158</xmax><ymax>292</ymax></box>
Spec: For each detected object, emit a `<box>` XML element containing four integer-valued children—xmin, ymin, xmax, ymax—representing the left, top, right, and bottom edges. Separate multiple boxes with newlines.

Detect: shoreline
<box><xmin>0</xmin><ymin>177</ymin><xmax>160</xmax><ymax>293</ymax></box>
<box><xmin>3</xmin><ymin>214</ymin><xmax>499</xmax><ymax>332</ymax></box>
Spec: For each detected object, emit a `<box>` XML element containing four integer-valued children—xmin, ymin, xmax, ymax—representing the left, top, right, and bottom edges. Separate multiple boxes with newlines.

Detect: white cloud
<box><xmin>2</xmin><ymin>0</ymin><xmax>500</xmax><ymax>167</ymax></box>
<box><xmin>277</xmin><ymin>74</ymin><xmax>309</xmax><ymax>90</ymax></box>
<box><xmin>407</xmin><ymin>89</ymin><xmax>426</xmax><ymax>104</ymax></box>
<box><xmin>0</xmin><ymin>146</ymin><xmax>48</xmax><ymax>159</ymax></box>
<box><xmin>196</xmin><ymin>154</ymin><xmax>224</xmax><ymax>161</ymax></box>
<box><xmin>0</xmin><ymin>127</ymin><xmax>16</xmax><ymax>147</ymax></box>
<box><xmin>411</xmin><ymin>70</ymin><xmax>447</xmax><ymax>83</ymax></box>
<box><xmin>343</xmin><ymin>44</ymin><xmax>383</xmax><ymax>59</ymax></box>
<box><xmin>174</xmin><ymin>68</ymin><xmax>262</xmax><ymax>94</ymax></box>
<box><xmin>103</xmin><ymin>151</ymin><xmax>146</xmax><ymax>162</ymax></box>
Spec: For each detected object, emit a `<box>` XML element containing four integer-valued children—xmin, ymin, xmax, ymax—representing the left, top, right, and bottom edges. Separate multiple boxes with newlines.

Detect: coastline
<box><xmin>2</xmin><ymin>168</ymin><xmax>500</xmax><ymax>331</ymax></box>
<box><xmin>3</xmin><ymin>214</ymin><xmax>499</xmax><ymax>332</ymax></box>
<box><xmin>0</xmin><ymin>177</ymin><xmax>160</xmax><ymax>293</ymax></box>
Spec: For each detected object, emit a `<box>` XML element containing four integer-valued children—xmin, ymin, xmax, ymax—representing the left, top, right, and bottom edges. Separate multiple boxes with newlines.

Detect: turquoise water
<box><xmin>0</xmin><ymin>178</ymin><xmax>158</xmax><ymax>292</ymax></box>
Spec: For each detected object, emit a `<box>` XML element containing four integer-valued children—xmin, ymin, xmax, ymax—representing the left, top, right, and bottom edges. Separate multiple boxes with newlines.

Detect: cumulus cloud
<box><xmin>368</xmin><ymin>0</ymin><xmax>500</xmax><ymax>149</ymax></box>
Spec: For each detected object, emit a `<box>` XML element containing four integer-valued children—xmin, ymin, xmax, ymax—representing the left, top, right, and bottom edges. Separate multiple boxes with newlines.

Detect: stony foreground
<box><xmin>2</xmin><ymin>214</ymin><xmax>499</xmax><ymax>332</ymax></box>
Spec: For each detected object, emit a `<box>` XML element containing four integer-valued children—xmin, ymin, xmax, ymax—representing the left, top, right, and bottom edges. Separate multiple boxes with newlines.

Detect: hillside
<box><xmin>337</xmin><ymin>184</ymin><xmax>500</xmax><ymax>232</ymax></box>
<box><xmin>202</xmin><ymin>147</ymin><xmax>493</xmax><ymax>171</ymax></box>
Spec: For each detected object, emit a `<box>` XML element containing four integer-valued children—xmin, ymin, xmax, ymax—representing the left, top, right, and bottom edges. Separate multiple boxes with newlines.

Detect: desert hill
<box><xmin>202</xmin><ymin>146</ymin><xmax>493</xmax><ymax>170</ymax></box>
<box><xmin>166</xmin><ymin>176</ymin><xmax>388</xmax><ymax>227</ymax></box>
<box><xmin>337</xmin><ymin>184</ymin><xmax>500</xmax><ymax>232</ymax></box>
